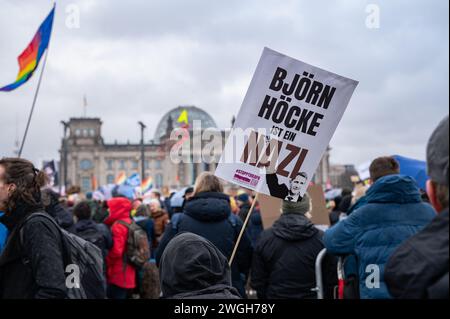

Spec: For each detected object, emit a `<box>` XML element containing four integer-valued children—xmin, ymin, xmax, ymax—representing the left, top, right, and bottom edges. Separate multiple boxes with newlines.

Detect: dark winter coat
<box><xmin>248</xmin><ymin>209</ymin><xmax>264</xmax><ymax>247</ymax></box>
<box><xmin>134</xmin><ymin>216</ymin><xmax>155</xmax><ymax>253</ymax></box>
<box><xmin>324</xmin><ymin>174</ymin><xmax>436</xmax><ymax>299</ymax></box>
<box><xmin>43</xmin><ymin>190</ymin><xmax>74</xmax><ymax>231</ymax></box>
<box><xmin>46</xmin><ymin>202</ymin><xmax>74</xmax><ymax>231</ymax></box>
<box><xmin>251</xmin><ymin>213</ymin><xmax>337</xmax><ymax>299</ymax></box>
<box><xmin>385</xmin><ymin>208</ymin><xmax>449</xmax><ymax>299</ymax></box>
<box><xmin>73</xmin><ymin>219</ymin><xmax>112</xmax><ymax>260</ymax></box>
<box><xmin>0</xmin><ymin>203</ymin><xmax>67</xmax><ymax>299</ymax></box>
<box><xmin>329</xmin><ymin>209</ymin><xmax>341</xmax><ymax>226</ymax></box>
<box><xmin>238</xmin><ymin>202</ymin><xmax>263</xmax><ymax>247</ymax></box>
<box><xmin>155</xmin><ymin>192</ymin><xmax>253</xmax><ymax>298</ymax></box>
<box><xmin>159</xmin><ymin>232</ymin><xmax>241</xmax><ymax>299</ymax></box>
<box><xmin>238</xmin><ymin>202</ymin><xmax>251</xmax><ymax>222</ymax></box>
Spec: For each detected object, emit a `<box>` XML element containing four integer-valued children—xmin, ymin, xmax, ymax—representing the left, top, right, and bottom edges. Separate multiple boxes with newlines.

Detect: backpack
<box><xmin>116</xmin><ymin>220</ymin><xmax>150</xmax><ymax>269</ymax></box>
<box><xmin>75</xmin><ymin>226</ymin><xmax>109</xmax><ymax>274</ymax></box>
<box><xmin>75</xmin><ymin>226</ymin><xmax>106</xmax><ymax>253</ymax></box>
<box><xmin>141</xmin><ymin>261</ymin><xmax>161</xmax><ymax>299</ymax></box>
<box><xmin>20</xmin><ymin>212</ymin><xmax>106</xmax><ymax>299</ymax></box>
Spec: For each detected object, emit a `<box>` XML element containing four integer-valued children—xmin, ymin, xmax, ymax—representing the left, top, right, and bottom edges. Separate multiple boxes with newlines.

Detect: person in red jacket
<box><xmin>104</xmin><ymin>197</ymin><xmax>136</xmax><ymax>299</ymax></box>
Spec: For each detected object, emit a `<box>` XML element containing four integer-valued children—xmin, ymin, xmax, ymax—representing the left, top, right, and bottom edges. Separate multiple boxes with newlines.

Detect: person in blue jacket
<box><xmin>0</xmin><ymin>211</ymin><xmax>7</xmax><ymax>254</ymax></box>
<box><xmin>324</xmin><ymin>156</ymin><xmax>436</xmax><ymax>299</ymax></box>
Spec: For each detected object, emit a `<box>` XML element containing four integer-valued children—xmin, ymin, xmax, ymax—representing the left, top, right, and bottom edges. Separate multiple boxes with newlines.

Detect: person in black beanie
<box><xmin>251</xmin><ymin>193</ymin><xmax>337</xmax><ymax>299</ymax></box>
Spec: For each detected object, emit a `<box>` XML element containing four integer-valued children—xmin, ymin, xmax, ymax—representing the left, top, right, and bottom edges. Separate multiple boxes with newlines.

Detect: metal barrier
<box><xmin>336</xmin><ymin>257</ymin><xmax>345</xmax><ymax>299</ymax></box>
<box><xmin>312</xmin><ymin>249</ymin><xmax>346</xmax><ymax>299</ymax></box>
<box><xmin>311</xmin><ymin>248</ymin><xmax>328</xmax><ymax>299</ymax></box>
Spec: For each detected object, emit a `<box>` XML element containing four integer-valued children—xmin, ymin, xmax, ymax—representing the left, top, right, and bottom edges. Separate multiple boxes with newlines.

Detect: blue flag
<box><xmin>125</xmin><ymin>173</ymin><xmax>141</xmax><ymax>187</ymax></box>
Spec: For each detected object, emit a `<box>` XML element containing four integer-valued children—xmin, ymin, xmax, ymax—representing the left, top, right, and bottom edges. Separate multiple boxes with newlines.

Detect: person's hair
<box><xmin>73</xmin><ymin>201</ymin><xmax>92</xmax><ymax>220</ymax></box>
<box><xmin>369</xmin><ymin>156</ymin><xmax>400</xmax><ymax>182</ymax></box>
<box><xmin>193</xmin><ymin>172</ymin><xmax>223</xmax><ymax>195</ymax></box>
<box><xmin>338</xmin><ymin>195</ymin><xmax>353</xmax><ymax>213</ymax></box>
<box><xmin>151</xmin><ymin>190</ymin><xmax>161</xmax><ymax>198</ymax></box>
<box><xmin>0</xmin><ymin>158</ymin><xmax>48</xmax><ymax>214</ymax></box>
<box><xmin>293</xmin><ymin>172</ymin><xmax>308</xmax><ymax>180</ymax></box>
<box><xmin>66</xmin><ymin>185</ymin><xmax>81</xmax><ymax>195</ymax></box>
<box><xmin>162</xmin><ymin>186</ymin><xmax>170</xmax><ymax>197</ymax></box>
<box><xmin>41</xmin><ymin>188</ymin><xmax>60</xmax><ymax>210</ymax></box>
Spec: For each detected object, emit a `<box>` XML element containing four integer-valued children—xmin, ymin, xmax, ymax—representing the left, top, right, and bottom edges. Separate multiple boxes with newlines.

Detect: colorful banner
<box><xmin>141</xmin><ymin>176</ymin><xmax>153</xmax><ymax>193</ymax></box>
<box><xmin>115</xmin><ymin>171</ymin><xmax>127</xmax><ymax>185</ymax></box>
<box><xmin>0</xmin><ymin>6</ymin><xmax>55</xmax><ymax>92</ymax></box>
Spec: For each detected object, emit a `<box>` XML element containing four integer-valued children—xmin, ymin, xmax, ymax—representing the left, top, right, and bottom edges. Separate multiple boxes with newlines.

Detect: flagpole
<box><xmin>18</xmin><ymin>49</ymin><xmax>50</xmax><ymax>158</ymax></box>
<box><xmin>229</xmin><ymin>192</ymin><xmax>259</xmax><ymax>267</ymax></box>
<box><xmin>18</xmin><ymin>2</ymin><xmax>55</xmax><ymax>158</ymax></box>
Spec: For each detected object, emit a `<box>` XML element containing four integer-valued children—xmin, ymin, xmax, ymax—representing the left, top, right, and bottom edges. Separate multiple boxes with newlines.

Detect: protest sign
<box><xmin>258</xmin><ymin>193</ymin><xmax>282</xmax><ymax>229</ymax></box>
<box><xmin>307</xmin><ymin>184</ymin><xmax>330</xmax><ymax>226</ymax></box>
<box><xmin>215</xmin><ymin>47</ymin><xmax>358</xmax><ymax>202</ymax></box>
<box><xmin>43</xmin><ymin>160</ymin><xmax>58</xmax><ymax>186</ymax></box>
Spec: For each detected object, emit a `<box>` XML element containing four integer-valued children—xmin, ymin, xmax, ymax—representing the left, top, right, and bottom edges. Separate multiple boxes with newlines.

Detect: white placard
<box><xmin>215</xmin><ymin>47</ymin><xmax>358</xmax><ymax>202</ymax></box>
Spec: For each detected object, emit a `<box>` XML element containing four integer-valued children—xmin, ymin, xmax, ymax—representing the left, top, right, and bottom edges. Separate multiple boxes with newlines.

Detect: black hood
<box><xmin>159</xmin><ymin>232</ymin><xmax>235</xmax><ymax>298</ymax></box>
<box><xmin>251</xmin><ymin>209</ymin><xmax>263</xmax><ymax>226</ymax></box>
<box><xmin>183</xmin><ymin>192</ymin><xmax>231</xmax><ymax>222</ymax></box>
<box><xmin>45</xmin><ymin>202</ymin><xmax>74</xmax><ymax>229</ymax></box>
<box><xmin>168</xmin><ymin>284</ymin><xmax>241</xmax><ymax>299</ymax></box>
<box><xmin>272</xmin><ymin>213</ymin><xmax>318</xmax><ymax>241</ymax></box>
<box><xmin>74</xmin><ymin>219</ymin><xmax>97</xmax><ymax>232</ymax></box>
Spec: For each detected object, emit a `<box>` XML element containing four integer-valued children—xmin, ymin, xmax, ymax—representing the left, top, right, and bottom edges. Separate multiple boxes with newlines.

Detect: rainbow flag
<box><xmin>115</xmin><ymin>172</ymin><xmax>127</xmax><ymax>185</ymax></box>
<box><xmin>141</xmin><ymin>177</ymin><xmax>153</xmax><ymax>193</ymax></box>
<box><xmin>0</xmin><ymin>6</ymin><xmax>55</xmax><ymax>92</ymax></box>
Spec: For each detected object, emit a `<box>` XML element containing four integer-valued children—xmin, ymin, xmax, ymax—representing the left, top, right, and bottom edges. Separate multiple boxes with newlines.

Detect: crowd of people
<box><xmin>0</xmin><ymin>115</ymin><xmax>447</xmax><ymax>299</ymax></box>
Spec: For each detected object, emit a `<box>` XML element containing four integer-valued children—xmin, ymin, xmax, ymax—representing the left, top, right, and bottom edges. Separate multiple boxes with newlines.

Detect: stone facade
<box><xmin>60</xmin><ymin>107</ymin><xmax>330</xmax><ymax>193</ymax></box>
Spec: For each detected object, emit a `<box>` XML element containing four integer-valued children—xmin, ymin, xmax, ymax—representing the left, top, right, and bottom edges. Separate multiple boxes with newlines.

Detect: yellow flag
<box><xmin>177</xmin><ymin>109</ymin><xmax>188</xmax><ymax>125</ymax></box>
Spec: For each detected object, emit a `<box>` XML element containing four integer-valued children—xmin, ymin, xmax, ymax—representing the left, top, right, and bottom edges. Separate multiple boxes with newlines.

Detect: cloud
<box><xmin>0</xmin><ymin>0</ymin><xmax>448</xmax><ymax>168</ymax></box>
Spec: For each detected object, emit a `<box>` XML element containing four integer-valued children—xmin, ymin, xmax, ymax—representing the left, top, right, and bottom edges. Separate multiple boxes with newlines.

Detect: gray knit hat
<box><xmin>282</xmin><ymin>193</ymin><xmax>311</xmax><ymax>215</ymax></box>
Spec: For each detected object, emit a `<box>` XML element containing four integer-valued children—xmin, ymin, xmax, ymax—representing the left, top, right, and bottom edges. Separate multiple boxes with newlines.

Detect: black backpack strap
<box><xmin>116</xmin><ymin>220</ymin><xmax>131</xmax><ymax>228</ymax></box>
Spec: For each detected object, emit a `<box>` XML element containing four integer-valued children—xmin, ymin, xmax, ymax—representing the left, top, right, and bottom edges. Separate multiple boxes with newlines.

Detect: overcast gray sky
<box><xmin>0</xmin><ymin>0</ymin><xmax>448</xmax><ymax>168</ymax></box>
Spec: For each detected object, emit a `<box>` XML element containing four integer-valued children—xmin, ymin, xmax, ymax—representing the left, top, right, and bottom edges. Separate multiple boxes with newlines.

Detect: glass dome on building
<box><xmin>154</xmin><ymin>106</ymin><xmax>218</xmax><ymax>141</ymax></box>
